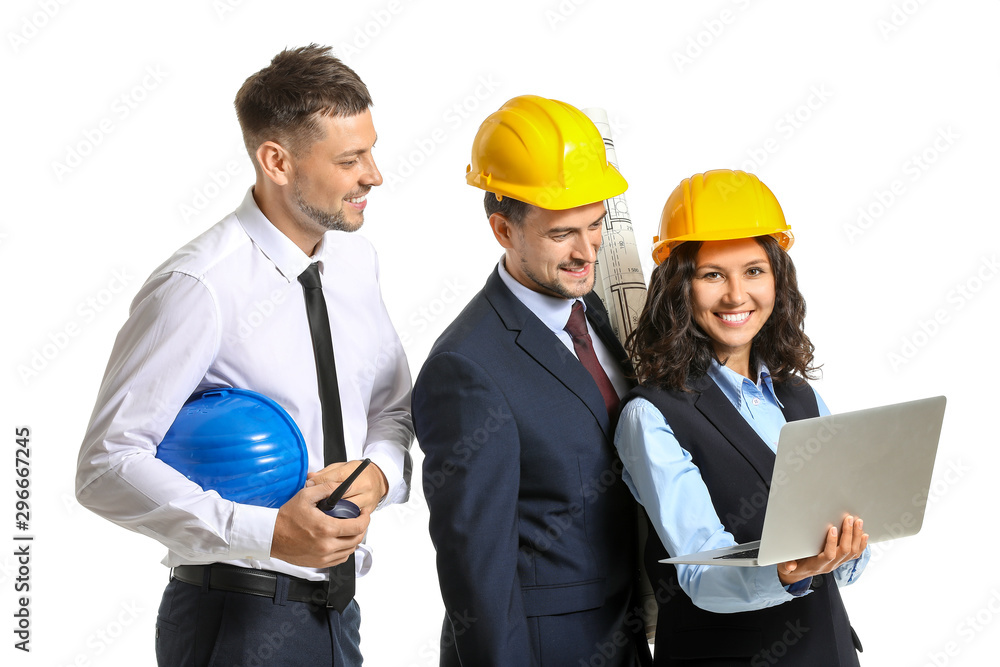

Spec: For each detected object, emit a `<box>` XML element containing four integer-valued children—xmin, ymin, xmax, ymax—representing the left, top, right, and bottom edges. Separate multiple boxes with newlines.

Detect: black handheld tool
<box><xmin>316</xmin><ymin>458</ymin><xmax>370</xmax><ymax>518</ymax></box>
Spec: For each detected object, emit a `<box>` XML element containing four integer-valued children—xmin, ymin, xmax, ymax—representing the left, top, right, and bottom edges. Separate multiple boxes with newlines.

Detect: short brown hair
<box><xmin>484</xmin><ymin>192</ymin><xmax>531</xmax><ymax>225</ymax></box>
<box><xmin>234</xmin><ymin>44</ymin><xmax>372</xmax><ymax>159</ymax></box>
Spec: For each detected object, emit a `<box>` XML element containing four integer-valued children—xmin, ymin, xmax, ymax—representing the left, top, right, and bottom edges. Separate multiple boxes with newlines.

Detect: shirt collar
<box><xmin>706</xmin><ymin>359</ymin><xmax>783</xmax><ymax>409</ymax></box>
<box><xmin>234</xmin><ymin>187</ymin><xmax>317</xmax><ymax>282</ymax></box>
<box><xmin>497</xmin><ymin>256</ymin><xmax>579</xmax><ymax>335</ymax></box>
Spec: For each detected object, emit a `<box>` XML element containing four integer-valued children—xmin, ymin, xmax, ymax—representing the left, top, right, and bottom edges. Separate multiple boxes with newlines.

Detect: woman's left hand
<box><xmin>776</xmin><ymin>514</ymin><xmax>869</xmax><ymax>586</ymax></box>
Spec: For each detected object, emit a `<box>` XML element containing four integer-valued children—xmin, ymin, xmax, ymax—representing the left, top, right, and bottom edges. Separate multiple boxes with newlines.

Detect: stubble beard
<box><xmin>520</xmin><ymin>258</ymin><xmax>596</xmax><ymax>300</ymax></box>
<box><xmin>293</xmin><ymin>180</ymin><xmax>363</xmax><ymax>233</ymax></box>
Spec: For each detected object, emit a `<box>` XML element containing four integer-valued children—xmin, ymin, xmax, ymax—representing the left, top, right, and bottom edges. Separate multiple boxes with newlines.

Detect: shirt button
<box><xmin>752</xmin><ymin>398</ymin><xmax>760</xmax><ymax>406</ymax></box>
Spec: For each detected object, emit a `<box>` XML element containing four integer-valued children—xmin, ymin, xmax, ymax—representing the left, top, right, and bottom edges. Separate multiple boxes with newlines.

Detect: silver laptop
<box><xmin>661</xmin><ymin>395</ymin><xmax>946</xmax><ymax>567</ymax></box>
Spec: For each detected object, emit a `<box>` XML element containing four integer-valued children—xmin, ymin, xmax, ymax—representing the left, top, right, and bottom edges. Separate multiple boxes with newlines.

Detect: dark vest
<box><xmin>628</xmin><ymin>375</ymin><xmax>862</xmax><ymax>667</ymax></box>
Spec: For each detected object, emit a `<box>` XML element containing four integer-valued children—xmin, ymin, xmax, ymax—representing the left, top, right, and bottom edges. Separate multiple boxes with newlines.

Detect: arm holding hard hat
<box><xmin>76</xmin><ymin>271</ymin><xmax>281</xmax><ymax>565</ymax></box>
<box><xmin>76</xmin><ymin>211</ymin><xmax>413</xmax><ymax>574</ymax></box>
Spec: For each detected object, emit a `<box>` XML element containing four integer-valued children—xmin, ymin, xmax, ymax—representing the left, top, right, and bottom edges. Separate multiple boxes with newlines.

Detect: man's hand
<box><xmin>777</xmin><ymin>515</ymin><xmax>869</xmax><ymax>586</ymax></box>
<box><xmin>270</xmin><ymin>482</ymin><xmax>370</xmax><ymax>568</ymax></box>
<box><xmin>307</xmin><ymin>459</ymin><xmax>388</xmax><ymax>515</ymax></box>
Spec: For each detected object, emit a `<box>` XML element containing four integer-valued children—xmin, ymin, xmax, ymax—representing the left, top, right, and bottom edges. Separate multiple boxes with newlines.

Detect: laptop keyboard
<box><xmin>714</xmin><ymin>547</ymin><xmax>760</xmax><ymax>560</ymax></box>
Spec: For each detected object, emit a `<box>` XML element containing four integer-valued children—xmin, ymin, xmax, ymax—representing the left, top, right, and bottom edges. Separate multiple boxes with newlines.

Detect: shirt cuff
<box><xmin>363</xmin><ymin>443</ymin><xmax>407</xmax><ymax>508</ymax></box>
<box><xmin>755</xmin><ymin>565</ymin><xmax>806</xmax><ymax>604</ymax></box>
<box><xmin>229</xmin><ymin>502</ymin><xmax>279</xmax><ymax>560</ymax></box>
<box><xmin>355</xmin><ymin>543</ymin><xmax>373</xmax><ymax>578</ymax></box>
<box><xmin>785</xmin><ymin>577</ymin><xmax>813</xmax><ymax>597</ymax></box>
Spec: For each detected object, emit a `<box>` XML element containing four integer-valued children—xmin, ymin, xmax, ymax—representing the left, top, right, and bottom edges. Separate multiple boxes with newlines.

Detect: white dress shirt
<box><xmin>76</xmin><ymin>187</ymin><xmax>413</xmax><ymax>581</ymax></box>
<box><xmin>496</xmin><ymin>258</ymin><xmax>630</xmax><ymax>399</ymax></box>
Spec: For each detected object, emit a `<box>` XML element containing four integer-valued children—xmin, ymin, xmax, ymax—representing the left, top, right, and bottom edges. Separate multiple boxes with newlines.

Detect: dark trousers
<box><xmin>155</xmin><ymin>577</ymin><xmax>362</xmax><ymax>666</ymax></box>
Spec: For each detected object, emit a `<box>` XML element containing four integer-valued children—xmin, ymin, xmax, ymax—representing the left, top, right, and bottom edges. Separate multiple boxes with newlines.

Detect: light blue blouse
<box><xmin>614</xmin><ymin>361</ymin><xmax>870</xmax><ymax>613</ymax></box>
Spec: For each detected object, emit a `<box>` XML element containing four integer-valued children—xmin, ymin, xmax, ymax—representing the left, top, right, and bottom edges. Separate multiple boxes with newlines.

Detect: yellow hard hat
<box><xmin>651</xmin><ymin>169</ymin><xmax>794</xmax><ymax>265</ymax></box>
<box><xmin>466</xmin><ymin>95</ymin><xmax>628</xmax><ymax>210</ymax></box>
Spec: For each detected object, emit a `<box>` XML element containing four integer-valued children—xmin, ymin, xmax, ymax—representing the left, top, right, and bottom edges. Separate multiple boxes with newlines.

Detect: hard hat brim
<box><xmin>652</xmin><ymin>230</ymin><xmax>795</xmax><ymax>265</ymax></box>
<box><xmin>467</xmin><ymin>164</ymin><xmax>628</xmax><ymax>211</ymax></box>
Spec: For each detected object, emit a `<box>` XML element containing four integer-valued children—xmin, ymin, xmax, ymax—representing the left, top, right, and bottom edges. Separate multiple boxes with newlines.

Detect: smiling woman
<box><xmin>616</xmin><ymin>169</ymin><xmax>870</xmax><ymax>666</ymax></box>
<box><xmin>689</xmin><ymin>238</ymin><xmax>776</xmax><ymax>379</ymax></box>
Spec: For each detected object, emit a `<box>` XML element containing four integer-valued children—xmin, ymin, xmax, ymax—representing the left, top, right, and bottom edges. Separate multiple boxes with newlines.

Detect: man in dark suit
<box><xmin>412</xmin><ymin>95</ymin><xmax>651</xmax><ymax>666</ymax></box>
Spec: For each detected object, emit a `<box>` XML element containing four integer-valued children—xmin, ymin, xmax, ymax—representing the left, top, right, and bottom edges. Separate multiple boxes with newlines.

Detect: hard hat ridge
<box><xmin>652</xmin><ymin>169</ymin><xmax>794</xmax><ymax>265</ymax></box>
<box><xmin>467</xmin><ymin>95</ymin><xmax>627</xmax><ymax>210</ymax></box>
<box><xmin>156</xmin><ymin>387</ymin><xmax>308</xmax><ymax>508</ymax></box>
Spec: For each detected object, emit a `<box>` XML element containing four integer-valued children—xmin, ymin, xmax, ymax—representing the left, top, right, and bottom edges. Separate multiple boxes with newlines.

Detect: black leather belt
<box><xmin>172</xmin><ymin>564</ymin><xmax>329</xmax><ymax>605</ymax></box>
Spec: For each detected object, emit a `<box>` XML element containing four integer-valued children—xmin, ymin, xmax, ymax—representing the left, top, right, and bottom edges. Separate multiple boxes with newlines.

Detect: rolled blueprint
<box><xmin>583</xmin><ymin>107</ymin><xmax>656</xmax><ymax>642</ymax></box>
<box><xmin>582</xmin><ymin>108</ymin><xmax>647</xmax><ymax>346</ymax></box>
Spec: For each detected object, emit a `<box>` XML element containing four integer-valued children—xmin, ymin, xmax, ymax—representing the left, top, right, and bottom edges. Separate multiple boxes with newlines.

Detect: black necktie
<box><xmin>298</xmin><ymin>262</ymin><xmax>354</xmax><ymax>612</ymax></box>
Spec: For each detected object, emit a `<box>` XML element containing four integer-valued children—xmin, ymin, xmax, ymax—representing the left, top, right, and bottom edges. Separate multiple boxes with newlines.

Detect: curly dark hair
<box><xmin>627</xmin><ymin>235</ymin><xmax>818</xmax><ymax>391</ymax></box>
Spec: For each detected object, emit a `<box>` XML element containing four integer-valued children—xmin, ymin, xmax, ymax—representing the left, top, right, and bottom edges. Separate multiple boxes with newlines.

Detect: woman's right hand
<box><xmin>776</xmin><ymin>515</ymin><xmax>869</xmax><ymax>586</ymax></box>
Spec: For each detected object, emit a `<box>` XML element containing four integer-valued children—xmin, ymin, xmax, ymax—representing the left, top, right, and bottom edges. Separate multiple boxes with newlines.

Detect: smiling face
<box><xmin>289</xmin><ymin>108</ymin><xmax>382</xmax><ymax>235</ymax></box>
<box><xmin>492</xmin><ymin>200</ymin><xmax>607</xmax><ymax>299</ymax></box>
<box><xmin>690</xmin><ymin>237</ymin><xmax>776</xmax><ymax>377</ymax></box>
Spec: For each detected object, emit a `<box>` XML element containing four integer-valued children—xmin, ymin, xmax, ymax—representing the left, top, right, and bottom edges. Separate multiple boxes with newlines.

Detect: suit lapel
<box><xmin>484</xmin><ymin>270</ymin><xmax>613</xmax><ymax>439</ymax></box>
<box><xmin>690</xmin><ymin>375</ymin><xmax>776</xmax><ymax>487</ymax></box>
<box><xmin>583</xmin><ymin>291</ymin><xmax>634</xmax><ymax>380</ymax></box>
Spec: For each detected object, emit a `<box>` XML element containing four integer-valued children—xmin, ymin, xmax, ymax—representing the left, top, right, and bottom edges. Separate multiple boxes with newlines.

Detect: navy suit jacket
<box><xmin>413</xmin><ymin>268</ymin><xmax>649</xmax><ymax>666</ymax></box>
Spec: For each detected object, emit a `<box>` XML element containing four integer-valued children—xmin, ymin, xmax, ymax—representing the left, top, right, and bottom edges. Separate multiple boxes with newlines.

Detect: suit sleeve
<box><xmin>413</xmin><ymin>351</ymin><xmax>532</xmax><ymax>666</ymax></box>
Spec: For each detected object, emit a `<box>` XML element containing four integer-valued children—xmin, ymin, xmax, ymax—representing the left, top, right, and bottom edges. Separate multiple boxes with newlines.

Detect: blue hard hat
<box><xmin>157</xmin><ymin>388</ymin><xmax>308</xmax><ymax>508</ymax></box>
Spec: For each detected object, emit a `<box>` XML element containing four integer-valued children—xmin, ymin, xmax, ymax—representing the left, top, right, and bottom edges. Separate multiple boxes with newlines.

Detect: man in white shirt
<box><xmin>76</xmin><ymin>45</ymin><xmax>412</xmax><ymax>666</ymax></box>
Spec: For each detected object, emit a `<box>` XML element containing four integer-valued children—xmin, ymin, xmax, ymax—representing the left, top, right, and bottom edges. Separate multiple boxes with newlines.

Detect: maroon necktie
<box><xmin>564</xmin><ymin>301</ymin><xmax>620</xmax><ymax>416</ymax></box>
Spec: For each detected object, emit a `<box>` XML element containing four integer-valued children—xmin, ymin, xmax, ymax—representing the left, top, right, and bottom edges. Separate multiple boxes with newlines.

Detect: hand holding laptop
<box><xmin>777</xmin><ymin>514</ymin><xmax>870</xmax><ymax>586</ymax></box>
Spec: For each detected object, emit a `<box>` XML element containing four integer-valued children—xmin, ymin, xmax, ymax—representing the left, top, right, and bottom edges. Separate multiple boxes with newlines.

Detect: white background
<box><xmin>3</xmin><ymin>0</ymin><xmax>998</xmax><ymax>665</ymax></box>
